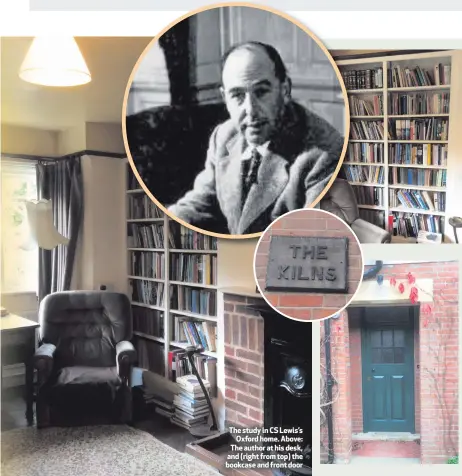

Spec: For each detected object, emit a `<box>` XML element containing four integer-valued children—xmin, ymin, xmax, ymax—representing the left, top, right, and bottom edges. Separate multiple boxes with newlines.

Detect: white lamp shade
<box><xmin>21</xmin><ymin>199</ymin><xmax>69</xmax><ymax>250</ymax></box>
<box><xmin>19</xmin><ymin>37</ymin><xmax>91</xmax><ymax>87</ymax></box>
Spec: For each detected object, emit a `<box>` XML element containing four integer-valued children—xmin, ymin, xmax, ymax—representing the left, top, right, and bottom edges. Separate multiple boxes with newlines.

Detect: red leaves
<box><xmin>398</xmin><ymin>283</ymin><xmax>405</xmax><ymax>294</ymax></box>
<box><xmin>390</xmin><ymin>277</ymin><xmax>397</xmax><ymax>287</ymax></box>
<box><xmin>407</xmin><ymin>272</ymin><xmax>416</xmax><ymax>284</ymax></box>
<box><xmin>421</xmin><ymin>303</ymin><xmax>432</xmax><ymax>314</ymax></box>
<box><xmin>409</xmin><ymin>287</ymin><xmax>418</xmax><ymax>304</ymax></box>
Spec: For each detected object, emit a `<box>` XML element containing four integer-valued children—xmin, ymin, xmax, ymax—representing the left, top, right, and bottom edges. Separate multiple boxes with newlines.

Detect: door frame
<box><xmin>360</xmin><ymin>305</ymin><xmax>417</xmax><ymax>433</ymax></box>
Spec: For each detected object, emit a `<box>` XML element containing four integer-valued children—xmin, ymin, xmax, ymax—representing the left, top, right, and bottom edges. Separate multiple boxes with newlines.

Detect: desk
<box><xmin>1</xmin><ymin>314</ymin><xmax>39</xmax><ymax>425</ymax></box>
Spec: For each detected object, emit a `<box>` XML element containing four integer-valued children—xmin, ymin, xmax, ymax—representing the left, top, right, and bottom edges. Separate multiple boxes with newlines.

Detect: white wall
<box><xmin>217</xmin><ymin>238</ymin><xmax>259</xmax><ymax>290</ymax></box>
<box><xmin>77</xmin><ymin>155</ymin><xmax>126</xmax><ymax>293</ymax></box>
<box><xmin>1</xmin><ymin>124</ymin><xmax>59</xmax><ymax>156</ymax></box>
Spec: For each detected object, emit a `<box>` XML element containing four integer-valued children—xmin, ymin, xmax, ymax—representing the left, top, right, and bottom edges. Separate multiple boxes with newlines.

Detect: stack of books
<box><xmin>171</xmin><ymin>374</ymin><xmax>211</xmax><ymax>430</ymax></box>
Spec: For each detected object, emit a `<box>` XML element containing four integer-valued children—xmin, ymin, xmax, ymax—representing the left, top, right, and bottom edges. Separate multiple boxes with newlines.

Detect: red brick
<box><xmin>236</xmin><ymin>348</ymin><xmax>261</xmax><ymax>362</ymax></box>
<box><xmin>236</xmin><ymin>392</ymin><xmax>261</xmax><ymax>410</ymax></box>
<box><xmin>278</xmin><ymin>294</ymin><xmax>323</xmax><ymax>307</ymax></box>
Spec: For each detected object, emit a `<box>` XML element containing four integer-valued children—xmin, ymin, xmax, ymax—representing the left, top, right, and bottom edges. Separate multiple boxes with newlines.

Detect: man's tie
<box><xmin>241</xmin><ymin>148</ymin><xmax>262</xmax><ymax>207</ymax></box>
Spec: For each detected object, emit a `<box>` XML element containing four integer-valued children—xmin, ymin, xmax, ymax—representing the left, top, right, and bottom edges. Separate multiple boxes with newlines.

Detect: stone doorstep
<box><xmin>352</xmin><ymin>432</ymin><xmax>421</xmax><ymax>442</ymax></box>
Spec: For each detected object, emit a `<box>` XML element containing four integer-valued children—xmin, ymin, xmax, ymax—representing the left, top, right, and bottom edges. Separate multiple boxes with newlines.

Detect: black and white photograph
<box><xmin>124</xmin><ymin>4</ymin><xmax>348</xmax><ymax>237</ymax></box>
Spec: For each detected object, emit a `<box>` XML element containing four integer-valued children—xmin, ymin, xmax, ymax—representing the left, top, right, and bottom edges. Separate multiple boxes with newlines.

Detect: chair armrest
<box><xmin>33</xmin><ymin>343</ymin><xmax>56</xmax><ymax>383</ymax></box>
<box><xmin>351</xmin><ymin>218</ymin><xmax>392</xmax><ymax>244</ymax></box>
<box><xmin>116</xmin><ymin>341</ymin><xmax>137</xmax><ymax>382</ymax></box>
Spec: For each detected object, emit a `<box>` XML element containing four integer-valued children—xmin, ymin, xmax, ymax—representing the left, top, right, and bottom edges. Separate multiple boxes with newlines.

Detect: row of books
<box><xmin>349</xmin><ymin>95</ymin><xmax>383</xmax><ymax>116</ymax></box>
<box><xmin>132</xmin><ymin>280</ymin><xmax>165</xmax><ymax>307</ymax></box>
<box><xmin>388</xmin><ymin>92</ymin><xmax>450</xmax><ymax>115</ymax></box>
<box><xmin>127</xmin><ymin>171</ymin><xmax>141</xmax><ymax>191</ymax></box>
<box><xmin>171</xmin><ymin>286</ymin><xmax>217</xmax><ymax>317</ymax></box>
<box><xmin>129</xmin><ymin>223</ymin><xmax>170</xmax><ymax>249</ymax></box>
<box><xmin>169</xmin><ymin>223</ymin><xmax>217</xmax><ymax>251</ymax></box>
<box><xmin>389</xmin><ymin>168</ymin><xmax>446</xmax><ymax>187</ymax></box>
<box><xmin>350</xmin><ymin>120</ymin><xmax>385</xmax><ymax>141</ymax></box>
<box><xmin>353</xmin><ymin>186</ymin><xmax>384</xmax><ymax>206</ymax></box>
<box><xmin>127</xmin><ymin>195</ymin><xmax>163</xmax><ymax>219</ymax></box>
<box><xmin>133</xmin><ymin>307</ymin><xmax>164</xmax><ymax>338</ymax></box>
<box><xmin>346</xmin><ymin>143</ymin><xmax>384</xmax><ymax>164</ymax></box>
<box><xmin>391</xmin><ymin>212</ymin><xmax>444</xmax><ymax>238</ymax></box>
<box><xmin>342</xmin><ymin>67</ymin><xmax>383</xmax><ymax>90</ymax></box>
<box><xmin>389</xmin><ymin>189</ymin><xmax>446</xmax><ymax>212</ymax></box>
<box><xmin>171</xmin><ymin>375</ymin><xmax>211</xmax><ymax>430</ymax></box>
<box><xmin>388</xmin><ymin>143</ymin><xmax>448</xmax><ymax>167</ymax></box>
<box><xmin>344</xmin><ymin>165</ymin><xmax>385</xmax><ymax>184</ymax></box>
<box><xmin>129</xmin><ymin>251</ymin><xmax>165</xmax><ymax>279</ymax></box>
<box><xmin>170</xmin><ymin>253</ymin><xmax>217</xmax><ymax>285</ymax></box>
<box><xmin>387</xmin><ymin>63</ymin><xmax>450</xmax><ymax>88</ymax></box>
<box><xmin>388</xmin><ymin>118</ymin><xmax>449</xmax><ymax>141</ymax></box>
<box><xmin>134</xmin><ymin>337</ymin><xmax>165</xmax><ymax>376</ymax></box>
<box><xmin>359</xmin><ymin>209</ymin><xmax>386</xmax><ymax>228</ymax></box>
<box><xmin>172</xmin><ymin>317</ymin><xmax>217</xmax><ymax>353</ymax></box>
<box><xmin>169</xmin><ymin>350</ymin><xmax>217</xmax><ymax>393</ymax></box>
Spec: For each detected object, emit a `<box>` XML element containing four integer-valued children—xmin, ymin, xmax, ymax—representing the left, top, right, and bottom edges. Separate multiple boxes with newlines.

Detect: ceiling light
<box><xmin>19</xmin><ymin>37</ymin><xmax>91</xmax><ymax>87</ymax></box>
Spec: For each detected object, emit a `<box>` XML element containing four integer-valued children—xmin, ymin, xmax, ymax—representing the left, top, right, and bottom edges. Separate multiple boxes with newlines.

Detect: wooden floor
<box><xmin>1</xmin><ymin>386</ymin><xmax>196</xmax><ymax>454</ymax></box>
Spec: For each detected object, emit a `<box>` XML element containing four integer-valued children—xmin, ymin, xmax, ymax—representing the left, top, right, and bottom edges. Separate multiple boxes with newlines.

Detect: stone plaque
<box><xmin>265</xmin><ymin>236</ymin><xmax>349</xmax><ymax>293</ymax></box>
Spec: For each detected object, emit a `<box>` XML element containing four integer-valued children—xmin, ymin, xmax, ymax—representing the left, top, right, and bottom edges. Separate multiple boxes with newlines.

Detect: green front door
<box><xmin>361</xmin><ymin>307</ymin><xmax>415</xmax><ymax>433</ymax></box>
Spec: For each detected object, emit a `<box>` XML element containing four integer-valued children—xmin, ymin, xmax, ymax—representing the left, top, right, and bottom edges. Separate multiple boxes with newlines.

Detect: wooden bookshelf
<box><xmin>338</xmin><ymin>51</ymin><xmax>453</xmax><ymax>240</ymax></box>
<box><xmin>125</xmin><ymin>164</ymin><xmax>218</xmax><ymax>386</ymax></box>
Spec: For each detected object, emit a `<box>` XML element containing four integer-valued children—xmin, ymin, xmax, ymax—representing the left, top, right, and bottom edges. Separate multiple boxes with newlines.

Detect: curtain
<box><xmin>36</xmin><ymin>156</ymin><xmax>83</xmax><ymax>302</ymax></box>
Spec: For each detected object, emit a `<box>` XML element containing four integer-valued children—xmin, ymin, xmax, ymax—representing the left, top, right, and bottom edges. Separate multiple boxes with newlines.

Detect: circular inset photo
<box><xmin>253</xmin><ymin>208</ymin><xmax>364</xmax><ymax>321</ymax></box>
<box><xmin>123</xmin><ymin>3</ymin><xmax>349</xmax><ymax>239</ymax></box>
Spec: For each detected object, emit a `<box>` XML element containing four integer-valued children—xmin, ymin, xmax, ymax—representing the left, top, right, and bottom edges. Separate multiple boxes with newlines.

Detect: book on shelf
<box><xmin>172</xmin><ymin>317</ymin><xmax>217</xmax><ymax>353</ymax></box>
<box><xmin>359</xmin><ymin>209</ymin><xmax>386</xmax><ymax>229</ymax></box>
<box><xmin>389</xmin><ymin>168</ymin><xmax>446</xmax><ymax>187</ymax></box>
<box><xmin>346</xmin><ymin>143</ymin><xmax>384</xmax><ymax>164</ymax></box>
<box><xmin>127</xmin><ymin>195</ymin><xmax>164</xmax><ymax>219</ymax></box>
<box><xmin>387</xmin><ymin>63</ymin><xmax>450</xmax><ymax>88</ymax></box>
<box><xmin>388</xmin><ymin>118</ymin><xmax>449</xmax><ymax>141</ymax></box>
<box><xmin>349</xmin><ymin>95</ymin><xmax>383</xmax><ymax>116</ymax></box>
<box><xmin>135</xmin><ymin>337</ymin><xmax>165</xmax><ymax>375</ymax></box>
<box><xmin>133</xmin><ymin>307</ymin><xmax>164</xmax><ymax>337</ymax></box>
<box><xmin>342</xmin><ymin>67</ymin><xmax>383</xmax><ymax>90</ymax></box>
<box><xmin>129</xmin><ymin>223</ymin><xmax>165</xmax><ymax>248</ymax></box>
<box><xmin>169</xmin><ymin>222</ymin><xmax>217</xmax><ymax>250</ymax></box>
<box><xmin>170</xmin><ymin>253</ymin><xmax>217</xmax><ymax>285</ymax></box>
<box><xmin>130</xmin><ymin>250</ymin><xmax>165</xmax><ymax>279</ymax></box>
<box><xmin>132</xmin><ymin>280</ymin><xmax>165</xmax><ymax>307</ymax></box>
<box><xmin>171</xmin><ymin>286</ymin><xmax>217</xmax><ymax>316</ymax></box>
<box><xmin>388</xmin><ymin>92</ymin><xmax>450</xmax><ymax>115</ymax></box>
<box><xmin>391</xmin><ymin>212</ymin><xmax>444</xmax><ymax>238</ymax></box>
<box><xmin>350</xmin><ymin>120</ymin><xmax>385</xmax><ymax>141</ymax></box>
<box><xmin>353</xmin><ymin>186</ymin><xmax>384</xmax><ymax>207</ymax></box>
<box><xmin>389</xmin><ymin>189</ymin><xmax>446</xmax><ymax>212</ymax></box>
<box><xmin>388</xmin><ymin>143</ymin><xmax>448</xmax><ymax>167</ymax></box>
<box><xmin>344</xmin><ymin>164</ymin><xmax>384</xmax><ymax>184</ymax></box>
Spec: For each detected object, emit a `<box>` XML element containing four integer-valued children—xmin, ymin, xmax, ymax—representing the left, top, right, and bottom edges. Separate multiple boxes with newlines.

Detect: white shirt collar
<box><xmin>241</xmin><ymin>141</ymin><xmax>271</xmax><ymax>162</ymax></box>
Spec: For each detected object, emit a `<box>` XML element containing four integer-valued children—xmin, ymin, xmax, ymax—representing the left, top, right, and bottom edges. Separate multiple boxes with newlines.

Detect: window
<box><xmin>1</xmin><ymin>158</ymin><xmax>38</xmax><ymax>294</ymax></box>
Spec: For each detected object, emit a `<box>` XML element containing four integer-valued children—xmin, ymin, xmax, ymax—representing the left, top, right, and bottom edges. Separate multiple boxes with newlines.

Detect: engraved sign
<box><xmin>265</xmin><ymin>236</ymin><xmax>349</xmax><ymax>293</ymax></box>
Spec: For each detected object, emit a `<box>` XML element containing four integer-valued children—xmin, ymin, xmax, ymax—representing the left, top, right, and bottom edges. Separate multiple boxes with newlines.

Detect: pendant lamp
<box><xmin>21</xmin><ymin>200</ymin><xmax>69</xmax><ymax>250</ymax></box>
<box><xmin>19</xmin><ymin>37</ymin><xmax>91</xmax><ymax>87</ymax></box>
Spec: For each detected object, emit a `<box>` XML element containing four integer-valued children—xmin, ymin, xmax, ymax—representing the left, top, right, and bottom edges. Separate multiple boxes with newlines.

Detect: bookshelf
<box><xmin>125</xmin><ymin>164</ymin><xmax>218</xmax><ymax>390</ymax></box>
<box><xmin>338</xmin><ymin>51</ymin><xmax>454</xmax><ymax>241</ymax></box>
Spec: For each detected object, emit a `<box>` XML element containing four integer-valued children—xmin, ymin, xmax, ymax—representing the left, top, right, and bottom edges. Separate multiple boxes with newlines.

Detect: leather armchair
<box><xmin>320</xmin><ymin>178</ymin><xmax>392</xmax><ymax>243</ymax></box>
<box><xmin>34</xmin><ymin>291</ymin><xmax>136</xmax><ymax>428</ymax></box>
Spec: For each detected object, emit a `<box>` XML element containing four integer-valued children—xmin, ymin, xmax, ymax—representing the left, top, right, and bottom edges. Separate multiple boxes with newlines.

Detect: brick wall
<box><xmin>321</xmin><ymin>261</ymin><xmax>459</xmax><ymax>464</ymax></box>
<box><xmin>254</xmin><ymin>209</ymin><xmax>362</xmax><ymax>320</ymax></box>
<box><xmin>223</xmin><ymin>293</ymin><xmax>265</xmax><ymax>427</ymax></box>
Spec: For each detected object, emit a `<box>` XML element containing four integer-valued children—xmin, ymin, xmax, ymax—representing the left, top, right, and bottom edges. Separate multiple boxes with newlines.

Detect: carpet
<box><xmin>1</xmin><ymin>425</ymin><xmax>219</xmax><ymax>476</ymax></box>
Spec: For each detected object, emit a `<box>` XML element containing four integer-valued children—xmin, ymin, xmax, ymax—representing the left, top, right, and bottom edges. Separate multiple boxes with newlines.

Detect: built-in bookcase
<box><xmin>338</xmin><ymin>51</ymin><xmax>453</xmax><ymax>241</ymax></box>
<box><xmin>125</xmin><ymin>164</ymin><xmax>218</xmax><ymax>385</ymax></box>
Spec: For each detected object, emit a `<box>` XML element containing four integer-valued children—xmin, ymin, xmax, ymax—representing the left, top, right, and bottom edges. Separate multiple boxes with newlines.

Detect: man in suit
<box><xmin>169</xmin><ymin>41</ymin><xmax>344</xmax><ymax>235</ymax></box>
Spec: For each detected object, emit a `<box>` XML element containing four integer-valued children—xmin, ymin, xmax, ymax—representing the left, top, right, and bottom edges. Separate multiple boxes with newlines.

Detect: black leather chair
<box><xmin>33</xmin><ymin>291</ymin><xmax>136</xmax><ymax>428</ymax></box>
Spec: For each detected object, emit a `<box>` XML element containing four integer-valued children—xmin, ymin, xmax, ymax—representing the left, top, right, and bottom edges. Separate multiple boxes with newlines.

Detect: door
<box><xmin>361</xmin><ymin>307</ymin><xmax>415</xmax><ymax>432</ymax></box>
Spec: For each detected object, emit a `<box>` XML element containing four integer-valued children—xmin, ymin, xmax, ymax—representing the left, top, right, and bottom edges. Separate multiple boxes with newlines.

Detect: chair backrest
<box><xmin>125</xmin><ymin>102</ymin><xmax>229</xmax><ymax>206</ymax></box>
<box><xmin>39</xmin><ymin>291</ymin><xmax>132</xmax><ymax>369</ymax></box>
<box><xmin>320</xmin><ymin>178</ymin><xmax>360</xmax><ymax>225</ymax></box>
